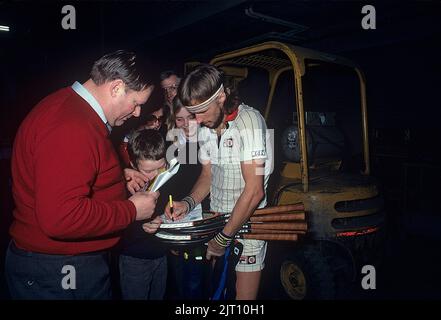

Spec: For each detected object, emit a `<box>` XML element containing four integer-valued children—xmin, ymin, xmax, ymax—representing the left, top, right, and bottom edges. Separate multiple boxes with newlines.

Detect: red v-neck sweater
<box><xmin>10</xmin><ymin>87</ymin><xmax>136</xmax><ymax>255</ymax></box>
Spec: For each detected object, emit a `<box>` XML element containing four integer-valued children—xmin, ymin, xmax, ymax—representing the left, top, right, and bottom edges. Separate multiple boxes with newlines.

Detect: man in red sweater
<box><xmin>6</xmin><ymin>50</ymin><xmax>160</xmax><ymax>299</ymax></box>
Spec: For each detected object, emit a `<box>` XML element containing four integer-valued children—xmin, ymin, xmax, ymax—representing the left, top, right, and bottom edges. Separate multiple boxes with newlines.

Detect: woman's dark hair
<box><xmin>140</xmin><ymin>87</ymin><xmax>165</xmax><ymax>120</ymax></box>
<box><xmin>90</xmin><ymin>50</ymin><xmax>158</xmax><ymax>92</ymax></box>
<box><xmin>128</xmin><ymin>129</ymin><xmax>166</xmax><ymax>166</ymax></box>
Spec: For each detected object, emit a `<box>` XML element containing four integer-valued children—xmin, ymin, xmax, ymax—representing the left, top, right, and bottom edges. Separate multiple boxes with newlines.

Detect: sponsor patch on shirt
<box><xmin>223</xmin><ymin>138</ymin><xmax>234</xmax><ymax>148</ymax></box>
<box><xmin>239</xmin><ymin>255</ymin><xmax>257</xmax><ymax>265</ymax></box>
<box><xmin>251</xmin><ymin>150</ymin><xmax>266</xmax><ymax>157</ymax></box>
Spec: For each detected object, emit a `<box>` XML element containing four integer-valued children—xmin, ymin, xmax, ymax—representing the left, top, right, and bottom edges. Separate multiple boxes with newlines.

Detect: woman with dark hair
<box><xmin>139</xmin><ymin>87</ymin><xmax>168</xmax><ymax>132</ymax></box>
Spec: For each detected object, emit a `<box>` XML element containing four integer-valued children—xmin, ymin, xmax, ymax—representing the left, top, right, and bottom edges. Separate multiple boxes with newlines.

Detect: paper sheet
<box><xmin>141</xmin><ymin>157</ymin><xmax>180</xmax><ymax>192</ymax></box>
<box><xmin>159</xmin><ymin>204</ymin><xmax>203</xmax><ymax>229</ymax></box>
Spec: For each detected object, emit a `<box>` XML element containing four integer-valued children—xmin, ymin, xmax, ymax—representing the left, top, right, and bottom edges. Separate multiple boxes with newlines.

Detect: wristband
<box><xmin>182</xmin><ymin>195</ymin><xmax>196</xmax><ymax>213</ymax></box>
<box><xmin>213</xmin><ymin>231</ymin><xmax>233</xmax><ymax>248</ymax></box>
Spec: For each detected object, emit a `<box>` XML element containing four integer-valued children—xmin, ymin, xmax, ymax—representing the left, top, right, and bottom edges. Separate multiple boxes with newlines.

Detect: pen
<box><xmin>169</xmin><ymin>195</ymin><xmax>174</xmax><ymax>222</ymax></box>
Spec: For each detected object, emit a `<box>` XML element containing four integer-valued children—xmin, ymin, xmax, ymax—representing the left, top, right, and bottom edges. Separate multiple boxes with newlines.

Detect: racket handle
<box><xmin>253</xmin><ymin>203</ymin><xmax>304</xmax><ymax>215</ymax></box>
<box><xmin>250</xmin><ymin>212</ymin><xmax>305</xmax><ymax>222</ymax></box>
<box><xmin>249</xmin><ymin>222</ymin><xmax>307</xmax><ymax>231</ymax></box>
<box><xmin>241</xmin><ymin>233</ymin><xmax>299</xmax><ymax>241</ymax></box>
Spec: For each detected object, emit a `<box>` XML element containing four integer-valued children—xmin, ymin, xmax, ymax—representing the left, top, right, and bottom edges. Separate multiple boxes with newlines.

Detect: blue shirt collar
<box><xmin>71</xmin><ymin>81</ymin><xmax>111</xmax><ymax>132</ymax></box>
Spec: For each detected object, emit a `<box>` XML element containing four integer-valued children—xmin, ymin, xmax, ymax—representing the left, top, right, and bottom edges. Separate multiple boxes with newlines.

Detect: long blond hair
<box><xmin>167</xmin><ymin>96</ymin><xmax>185</xmax><ymax>131</ymax></box>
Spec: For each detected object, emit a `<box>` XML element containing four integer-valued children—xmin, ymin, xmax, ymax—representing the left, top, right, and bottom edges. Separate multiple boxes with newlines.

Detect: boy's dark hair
<box><xmin>90</xmin><ymin>50</ymin><xmax>157</xmax><ymax>92</ymax></box>
<box><xmin>127</xmin><ymin>129</ymin><xmax>166</xmax><ymax>167</ymax></box>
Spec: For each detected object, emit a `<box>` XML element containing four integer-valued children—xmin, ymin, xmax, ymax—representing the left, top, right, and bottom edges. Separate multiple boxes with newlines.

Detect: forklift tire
<box><xmin>279</xmin><ymin>245</ymin><xmax>336</xmax><ymax>300</ymax></box>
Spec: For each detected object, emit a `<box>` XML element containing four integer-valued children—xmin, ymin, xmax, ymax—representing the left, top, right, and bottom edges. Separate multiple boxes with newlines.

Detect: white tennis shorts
<box><xmin>235</xmin><ymin>239</ymin><xmax>267</xmax><ymax>272</ymax></box>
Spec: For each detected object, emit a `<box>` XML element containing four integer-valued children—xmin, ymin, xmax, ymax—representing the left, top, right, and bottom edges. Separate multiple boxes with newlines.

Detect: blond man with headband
<box><xmin>165</xmin><ymin>64</ymin><xmax>273</xmax><ymax>300</ymax></box>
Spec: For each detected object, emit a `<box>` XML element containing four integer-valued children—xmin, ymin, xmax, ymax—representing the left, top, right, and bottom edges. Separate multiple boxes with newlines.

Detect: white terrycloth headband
<box><xmin>184</xmin><ymin>84</ymin><xmax>224</xmax><ymax>113</ymax></box>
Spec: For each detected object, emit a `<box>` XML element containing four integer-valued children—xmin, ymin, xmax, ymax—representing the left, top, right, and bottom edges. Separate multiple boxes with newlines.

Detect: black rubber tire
<box><xmin>278</xmin><ymin>245</ymin><xmax>336</xmax><ymax>300</ymax></box>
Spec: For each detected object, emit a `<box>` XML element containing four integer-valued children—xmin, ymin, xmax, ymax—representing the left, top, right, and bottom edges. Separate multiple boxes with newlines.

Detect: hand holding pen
<box><xmin>165</xmin><ymin>198</ymin><xmax>188</xmax><ymax>221</ymax></box>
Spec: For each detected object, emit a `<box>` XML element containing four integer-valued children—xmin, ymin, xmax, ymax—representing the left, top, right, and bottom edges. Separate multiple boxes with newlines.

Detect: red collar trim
<box><xmin>224</xmin><ymin>108</ymin><xmax>239</xmax><ymax>122</ymax></box>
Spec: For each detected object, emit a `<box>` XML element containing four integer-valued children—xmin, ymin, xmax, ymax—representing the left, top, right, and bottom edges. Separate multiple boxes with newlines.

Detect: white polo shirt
<box><xmin>198</xmin><ymin>104</ymin><xmax>273</xmax><ymax>213</ymax></box>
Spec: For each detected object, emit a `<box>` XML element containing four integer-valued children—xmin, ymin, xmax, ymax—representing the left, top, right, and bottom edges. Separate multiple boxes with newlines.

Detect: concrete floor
<box><xmin>259</xmin><ymin>225</ymin><xmax>441</xmax><ymax>300</ymax></box>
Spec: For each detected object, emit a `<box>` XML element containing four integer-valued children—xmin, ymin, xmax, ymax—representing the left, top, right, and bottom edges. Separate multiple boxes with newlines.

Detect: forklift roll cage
<box><xmin>206</xmin><ymin>41</ymin><xmax>370</xmax><ymax>192</ymax></box>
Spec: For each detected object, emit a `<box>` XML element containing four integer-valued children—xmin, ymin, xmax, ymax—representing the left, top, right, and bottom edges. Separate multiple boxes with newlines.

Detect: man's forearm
<box><xmin>222</xmin><ymin>186</ymin><xmax>264</xmax><ymax>236</ymax></box>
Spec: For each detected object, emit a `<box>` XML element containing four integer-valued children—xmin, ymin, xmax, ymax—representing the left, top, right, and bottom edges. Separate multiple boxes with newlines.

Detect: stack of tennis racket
<box><xmin>155</xmin><ymin>203</ymin><xmax>307</xmax><ymax>246</ymax></box>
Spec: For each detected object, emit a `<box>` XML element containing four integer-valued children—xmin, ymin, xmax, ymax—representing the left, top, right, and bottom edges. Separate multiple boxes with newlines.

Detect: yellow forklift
<box><xmin>186</xmin><ymin>41</ymin><xmax>385</xmax><ymax>299</ymax></box>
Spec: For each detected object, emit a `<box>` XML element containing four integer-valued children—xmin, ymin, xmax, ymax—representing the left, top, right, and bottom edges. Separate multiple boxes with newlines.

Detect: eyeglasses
<box><xmin>162</xmin><ymin>84</ymin><xmax>178</xmax><ymax>93</ymax></box>
<box><xmin>145</xmin><ymin>114</ymin><xmax>165</xmax><ymax>123</ymax></box>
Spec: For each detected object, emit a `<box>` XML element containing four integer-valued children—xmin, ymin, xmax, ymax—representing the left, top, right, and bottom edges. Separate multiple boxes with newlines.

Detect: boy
<box><xmin>118</xmin><ymin>128</ymin><xmax>168</xmax><ymax>300</ymax></box>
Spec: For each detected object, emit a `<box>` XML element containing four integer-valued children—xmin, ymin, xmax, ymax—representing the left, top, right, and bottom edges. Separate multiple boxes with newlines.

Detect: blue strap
<box><xmin>212</xmin><ymin>247</ymin><xmax>230</xmax><ymax>300</ymax></box>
